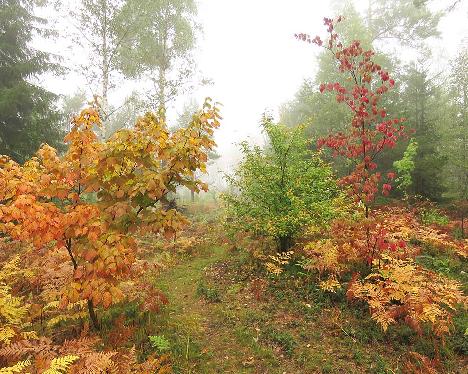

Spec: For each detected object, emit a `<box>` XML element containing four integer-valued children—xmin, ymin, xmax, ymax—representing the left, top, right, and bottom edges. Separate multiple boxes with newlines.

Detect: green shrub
<box><xmin>420</xmin><ymin>208</ymin><xmax>450</xmax><ymax>225</ymax></box>
<box><xmin>223</xmin><ymin>116</ymin><xmax>341</xmax><ymax>252</ymax></box>
<box><xmin>149</xmin><ymin>335</ymin><xmax>171</xmax><ymax>352</ymax></box>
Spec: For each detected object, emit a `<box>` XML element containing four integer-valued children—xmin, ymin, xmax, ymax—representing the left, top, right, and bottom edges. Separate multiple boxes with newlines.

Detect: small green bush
<box><xmin>420</xmin><ymin>208</ymin><xmax>450</xmax><ymax>225</ymax></box>
<box><xmin>222</xmin><ymin>117</ymin><xmax>341</xmax><ymax>252</ymax></box>
<box><xmin>149</xmin><ymin>335</ymin><xmax>171</xmax><ymax>352</ymax></box>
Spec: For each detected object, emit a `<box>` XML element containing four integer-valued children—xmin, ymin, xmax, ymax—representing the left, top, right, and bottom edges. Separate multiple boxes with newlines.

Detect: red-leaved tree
<box><xmin>296</xmin><ymin>17</ymin><xmax>409</xmax><ymax>264</ymax></box>
<box><xmin>297</xmin><ymin>17</ymin><xmax>407</xmax><ymax>212</ymax></box>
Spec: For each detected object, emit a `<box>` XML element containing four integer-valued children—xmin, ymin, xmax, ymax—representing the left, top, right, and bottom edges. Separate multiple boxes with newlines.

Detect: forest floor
<box><xmin>131</xmin><ymin>204</ymin><xmax>467</xmax><ymax>374</ymax></box>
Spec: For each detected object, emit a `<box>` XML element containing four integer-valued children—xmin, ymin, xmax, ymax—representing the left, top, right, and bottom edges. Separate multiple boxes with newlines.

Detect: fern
<box><xmin>0</xmin><ymin>255</ymin><xmax>33</xmax><ymax>282</ymax></box>
<box><xmin>118</xmin><ymin>346</ymin><xmax>138</xmax><ymax>372</ymax></box>
<box><xmin>0</xmin><ymin>287</ymin><xmax>28</xmax><ymax>325</ymax></box>
<box><xmin>0</xmin><ymin>359</ymin><xmax>31</xmax><ymax>373</ymax></box>
<box><xmin>43</xmin><ymin>300</ymin><xmax>60</xmax><ymax>311</ymax></box>
<box><xmin>149</xmin><ymin>335</ymin><xmax>170</xmax><ymax>352</ymax></box>
<box><xmin>42</xmin><ymin>355</ymin><xmax>79</xmax><ymax>374</ymax></box>
<box><xmin>0</xmin><ymin>337</ymin><xmax>54</xmax><ymax>360</ymax></box>
<box><xmin>0</xmin><ymin>256</ymin><xmax>31</xmax><ymax>346</ymax></box>
<box><xmin>59</xmin><ymin>336</ymin><xmax>99</xmax><ymax>357</ymax></box>
<box><xmin>348</xmin><ymin>255</ymin><xmax>466</xmax><ymax>337</ymax></box>
<box><xmin>0</xmin><ymin>326</ymin><xmax>16</xmax><ymax>345</ymax></box>
<box><xmin>47</xmin><ymin>311</ymin><xmax>87</xmax><ymax>328</ymax></box>
<box><xmin>73</xmin><ymin>351</ymin><xmax>117</xmax><ymax>374</ymax></box>
<box><xmin>20</xmin><ymin>331</ymin><xmax>39</xmax><ymax>341</ymax></box>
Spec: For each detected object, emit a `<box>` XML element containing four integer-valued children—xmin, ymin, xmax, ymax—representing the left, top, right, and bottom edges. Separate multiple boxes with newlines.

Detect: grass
<box><xmin>139</xmin><ymin>242</ymin><xmax>465</xmax><ymax>373</ymax></box>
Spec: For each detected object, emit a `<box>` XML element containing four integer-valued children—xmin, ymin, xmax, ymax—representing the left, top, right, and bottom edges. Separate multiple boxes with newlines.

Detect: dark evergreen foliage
<box><xmin>0</xmin><ymin>0</ymin><xmax>62</xmax><ymax>162</ymax></box>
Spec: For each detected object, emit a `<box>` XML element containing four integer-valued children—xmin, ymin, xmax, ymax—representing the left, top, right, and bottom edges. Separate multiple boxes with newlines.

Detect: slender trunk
<box><xmin>361</xmin><ymin>121</ymin><xmax>372</xmax><ymax>265</ymax></box>
<box><xmin>87</xmin><ymin>299</ymin><xmax>100</xmax><ymax>330</ymax></box>
<box><xmin>157</xmin><ymin>65</ymin><xmax>167</xmax><ymax>114</ymax></box>
<box><xmin>461</xmin><ymin>211</ymin><xmax>465</xmax><ymax>239</ymax></box>
<box><xmin>156</xmin><ymin>11</ymin><xmax>169</xmax><ymax>114</ymax></box>
<box><xmin>461</xmin><ymin>85</ymin><xmax>466</xmax><ymax>238</ymax></box>
<box><xmin>278</xmin><ymin>236</ymin><xmax>291</xmax><ymax>253</ymax></box>
<box><xmin>191</xmin><ymin>189</ymin><xmax>195</xmax><ymax>203</ymax></box>
<box><xmin>66</xmin><ymin>239</ymin><xmax>100</xmax><ymax>330</ymax></box>
<box><xmin>101</xmin><ymin>0</ymin><xmax>109</xmax><ymax>138</ymax></box>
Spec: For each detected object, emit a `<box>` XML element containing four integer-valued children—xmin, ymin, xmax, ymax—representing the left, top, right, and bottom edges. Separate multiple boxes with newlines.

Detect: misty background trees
<box><xmin>0</xmin><ymin>0</ymin><xmax>466</xmax><ymax>203</ymax></box>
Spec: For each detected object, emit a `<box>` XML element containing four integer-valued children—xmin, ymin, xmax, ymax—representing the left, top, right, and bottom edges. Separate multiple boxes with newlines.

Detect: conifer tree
<box><xmin>0</xmin><ymin>0</ymin><xmax>62</xmax><ymax>161</ymax></box>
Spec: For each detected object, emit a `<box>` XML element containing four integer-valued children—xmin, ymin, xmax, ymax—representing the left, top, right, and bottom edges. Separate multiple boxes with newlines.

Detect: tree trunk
<box><xmin>66</xmin><ymin>239</ymin><xmax>100</xmax><ymax>330</ymax></box>
<box><xmin>157</xmin><ymin>65</ymin><xmax>167</xmax><ymax>115</ymax></box>
<box><xmin>367</xmin><ymin>0</ymin><xmax>373</xmax><ymax>32</ymax></box>
<box><xmin>278</xmin><ymin>236</ymin><xmax>291</xmax><ymax>253</ymax></box>
<box><xmin>100</xmin><ymin>0</ymin><xmax>110</xmax><ymax>139</ymax></box>
<box><xmin>191</xmin><ymin>189</ymin><xmax>195</xmax><ymax>203</ymax></box>
<box><xmin>87</xmin><ymin>299</ymin><xmax>100</xmax><ymax>330</ymax></box>
<box><xmin>461</xmin><ymin>211</ymin><xmax>465</xmax><ymax>239</ymax></box>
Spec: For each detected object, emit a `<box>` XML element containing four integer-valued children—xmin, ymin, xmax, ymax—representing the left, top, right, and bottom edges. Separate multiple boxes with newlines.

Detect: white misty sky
<box><xmin>193</xmin><ymin>0</ymin><xmax>329</xmax><ymax>171</ymax></box>
<box><xmin>41</xmin><ymin>0</ymin><xmax>468</xmax><ymax>177</ymax></box>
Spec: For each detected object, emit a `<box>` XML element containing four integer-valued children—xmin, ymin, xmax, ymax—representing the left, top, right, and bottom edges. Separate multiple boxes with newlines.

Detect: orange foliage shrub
<box><xmin>347</xmin><ymin>255</ymin><xmax>466</xmax><ymax>337</ymax></box>
<box><xmin>0</xmin><ymin>100</ymin><xmax>220</xmax><ymax>329</ymax></box>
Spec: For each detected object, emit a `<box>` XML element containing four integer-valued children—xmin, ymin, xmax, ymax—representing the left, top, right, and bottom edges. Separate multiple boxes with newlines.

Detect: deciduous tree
<box><xmin>0</xmin><ymin>98</ymin><xmax>221</xmax><ymax>329</ymax></box>
<box><xmin>393</xmin><ymin>138</ymin><xmax>418</xmax><ymax>201</ymax></box>
<box><xmin>297</xmin><ymin>18</ymin><xmax>466</xmax><ymax>346</ymax></box>
<box><xmin>116</xmin><ymin>0</ymin><xmax>199</xmax><ymax>112</ymax></box>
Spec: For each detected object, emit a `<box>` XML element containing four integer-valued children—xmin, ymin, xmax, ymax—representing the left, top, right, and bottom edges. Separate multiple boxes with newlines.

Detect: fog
<box><xmin>28</xmin><ymin>0</ymin><xmax>468</xmax><ymax>188</ymax></box>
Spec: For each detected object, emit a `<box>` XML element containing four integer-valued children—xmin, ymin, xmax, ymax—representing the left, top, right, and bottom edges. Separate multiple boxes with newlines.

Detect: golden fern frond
<box><xmin>46</xmin><ymin>311</ymin><xmax>87</xmax><ymax>328</ymax></box>
<box><xmin>0</xmin><ymin>256</ymin><xmax>21</xmax><ymax>282</ymax></box>
<box><xmin>66</xmin><ymin>300</ymin><xmax>87</xmax><ymax>310</ymax></box>
<box><xmin>127</xmin><ymin>346</ymin><xmax>138</xmax><ymax>368</ymax></box>
<box><xmin>42</xmin><ymin>355</ymin><xmax>79</xmax><ymax>374</ymax></box>
<box><xmin>0</xmin><ymin>359</ymin><xmax>31</xmax><ymax>373</ymax></box>
<box><xmin>44</xmin><ymin>300</ymin><xmax>86</xmax><ymax>312</ymax></box>
<box><xmin>0</xmin><ymin>326</ymin><xmax>16</xmax><ymax>345</ymax></box>
<box><xmin>0</xmin><ymin>255</ymin><xmax>34</xmax><ymax>282</ymax></box>
<box><xmin>0</xmin><ymin>284</ymin><xmax>28</xmax><ymax>324</ymax></box>
<box><xmin>43</xmin><ymin>301</ymin><xmax>60</xmax><ymax>311</ymax></box>
<box><xmin>20</xmin><ymin>331</ymin><xmax>39</xmax><ymax>341</ymax></box>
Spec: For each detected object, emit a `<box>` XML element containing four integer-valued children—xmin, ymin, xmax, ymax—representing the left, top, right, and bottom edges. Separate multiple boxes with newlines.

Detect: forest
<box><xmin>0</xmin><ymin>0</ymin><xmax>467</xmax><ymax>373</ymax></box>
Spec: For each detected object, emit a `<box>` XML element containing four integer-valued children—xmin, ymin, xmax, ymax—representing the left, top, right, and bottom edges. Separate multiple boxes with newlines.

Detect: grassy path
<box><xmin>153</xmin><ymin>243</ymin><xmax>293</xmax><ymax>374</ymax></box>
<box><xmin>153</xmin><ymin>245</ymin><xmax>250</xmax><ymax>373</ymax></box>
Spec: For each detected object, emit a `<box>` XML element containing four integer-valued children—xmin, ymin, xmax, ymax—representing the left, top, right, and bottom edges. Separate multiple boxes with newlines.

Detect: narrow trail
<box><xmin>154</xmin><ymin>245</ymin><xmax>256</xmax><ymax>373</ymax></box>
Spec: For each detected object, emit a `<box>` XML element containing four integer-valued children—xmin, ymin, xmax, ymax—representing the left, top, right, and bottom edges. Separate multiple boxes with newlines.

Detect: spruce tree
<box><xmin>0</xmin><ymin>0</ymin><xmax>62</xmax><ymax>162</ymax></box>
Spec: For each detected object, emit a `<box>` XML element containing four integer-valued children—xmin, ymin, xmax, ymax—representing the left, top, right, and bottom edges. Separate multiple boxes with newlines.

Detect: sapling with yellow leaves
<box><xmin>0</xmin><ymin>98</ymin><xmax>221</xmax><ymax>330</ymax></box>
